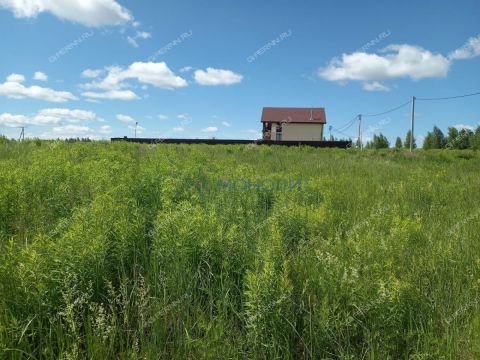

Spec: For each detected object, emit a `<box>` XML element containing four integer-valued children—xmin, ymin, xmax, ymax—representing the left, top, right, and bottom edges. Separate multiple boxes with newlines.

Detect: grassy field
<box><xmin>1</xmin><ymin>140</ymin><xmax>480</xmax><ymax>359</ymax></box>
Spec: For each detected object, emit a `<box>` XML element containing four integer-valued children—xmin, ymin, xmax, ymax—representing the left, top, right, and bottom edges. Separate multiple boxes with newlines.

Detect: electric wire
<box><xmin>332</xmin><ymin>115</ymin><xmax>358</xmax><ymax>132</ymax></box>
<box><xmin>332</xmin><ymin>90</ymin><xmax>480</xmax><ymax>139</ymax></box>
<box><xmin>362</xmin><ymin>100</ymin><xmax>412</xmax><ymax>117</ymax></box>
<box><xmin>417</xmin><ymin>91</ymin><xmax>480</xmax><ymax>101</ymax></box>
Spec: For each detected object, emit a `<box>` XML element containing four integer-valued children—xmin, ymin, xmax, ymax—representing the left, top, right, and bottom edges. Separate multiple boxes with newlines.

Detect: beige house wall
<box><xmin>277</xmin><ymin>123</ymin><xmax>324</xmax><ymax>141</ymax></box>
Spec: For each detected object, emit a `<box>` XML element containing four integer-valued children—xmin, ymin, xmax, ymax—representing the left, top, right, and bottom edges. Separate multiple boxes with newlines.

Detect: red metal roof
<box><xmin>261</xmin><ymin>107</ymin><xmax>326</xmax><ymax>124</ymax></box>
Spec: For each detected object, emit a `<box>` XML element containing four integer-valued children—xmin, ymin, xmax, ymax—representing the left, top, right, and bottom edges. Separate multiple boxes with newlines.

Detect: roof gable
<box><xmin>261</xmin><ymin>107</ymin><xmax>326</xmax><ymax>124</ymax></box>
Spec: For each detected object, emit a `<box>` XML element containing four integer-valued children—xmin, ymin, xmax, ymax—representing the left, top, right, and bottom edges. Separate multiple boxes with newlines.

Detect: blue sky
<box><xmin>0</xmin><ymin>0</ymin><xmax>479</xmax><ymax>144</ymax></box>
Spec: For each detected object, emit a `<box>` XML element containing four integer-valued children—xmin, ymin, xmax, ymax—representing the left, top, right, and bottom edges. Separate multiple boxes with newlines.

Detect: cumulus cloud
<box><xmin>36</xmin><ymin>108</ymin><xmax>96</xmax><ymax>123</ymax></box>
<box><xmin>0</xmin><ymin>74</ymin><xmax>76</xmax><ymax>102</ymax></box>
<box><xmin>0</xmin><ymin>0</ymin><xmax>132</xmax><ymax>27</ymax></box>
<box><xmin>128</xmin><ymin>124</ymin><xmax>144</xmax><ymax>134</ymax></box>
<box><xmin>0</xmin><ymin>108</ymin><xmax>111</xmax><ymax>139</ymax></box>
<box><xmin>81</xmin><ymin>90</ymin><xmax>139</xmax><ymax>101</ymax></box>
<box><xmin>176</xmin><ymin>114</ymin><xmax>191</xmax><ymax>121</ymax></box>
<box><xmin>7</xmin><ymin>73</ymin><xmax>25</xmax><ymax>83</ymax></box>
<box><xmin>318</xmin><ymin>35</ymin><xmax>480</xmax><ymax>90</ymax></box>
<box><xmin>453</xmin><ymin>124</ymin><xmax>475</xmax><ymax>131</ymax></box>
<box><xmin>319</xmin><ymin>44</ymin><xmax>449</xmax><ymax>83</ymax></box>
<box><xmin>99</xmin><ymin>125</ymin><xmax>112</xmax><ymax>134</ymax></box>
<box><xmin>81</xmin><ymin>69</ymin><xmax>103</xmax><ymax>78</ymax></box>
<box><xmin>221</xmin><ymin>121</ymin><xmax>232</xmax><ymax>127</ymax></box>
<box><xmin>33</xmin><ymin>71</ymin><xmax>48</xmax><ymax>81</ymax></box>
<box><xmin>0</xmin><ymin>113</ymin><xmax>31</xmax><ymax>127</ymax></box>
<box><xmin>194</xmin><ymin>67</ymin><xmax>243</xmax><ymax>86</ymax></box>
<box><xmin>363</xmin><ymin>81</ymin><xmax>391</xmax><ymax>92</ymax></box>
<box><xmin>448</xmin><ymin>35</ymin><xmax>480</xmax><ymax>60</ymax></box>
<box><xmin>201</xmin><ymin>126</ymin><xmax>218</xmax><ymax>133</ymax></box>
<box><xmin>126</xmin><ymin>62</ymin><xmax>187</xmax><ymax>89</ymax></box>
<box><xmin>116</xmin><ymin>114</ymin><xmax>135</xmax><ymax>123</ymax></box>
<box><xmin>80</xmin><ymin>62</ymin><xmax>187</xmax><ymax>100</ymax></box>
<box><xmin>0</xmin><ymin>108</ymin><xmax>99</xmax><ymax>127</ymax></box>
<box><xmin>52</xmin><ymin>124</ymin><xmax>91</xmax><ymax>136</ymax></box>
<box><xmin>158</xmin><ymin>114</ymin><xmax>169</xmax><ymax>120</ymax></box>
<box><xmin>127</xmin><ymin>31</ymin><xmax>151</xmax><ymax>48</ymax></box>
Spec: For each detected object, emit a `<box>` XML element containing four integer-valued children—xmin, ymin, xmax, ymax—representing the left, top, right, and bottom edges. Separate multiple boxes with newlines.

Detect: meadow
<box><xmin>0</xmin><ymin>139</ymin><xmax>479</xmax><ymax>359</ymax></box>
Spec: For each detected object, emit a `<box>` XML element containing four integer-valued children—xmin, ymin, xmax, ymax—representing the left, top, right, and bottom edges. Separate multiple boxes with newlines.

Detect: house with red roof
<box><xmin>261</xmin><ymin>107</ymin><xmax>326</xmax><ymax>141</ymax></box>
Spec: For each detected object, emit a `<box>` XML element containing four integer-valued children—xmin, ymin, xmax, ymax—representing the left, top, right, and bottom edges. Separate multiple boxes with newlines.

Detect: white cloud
<box><xmin>453</xmin><ymin>124</ymin><xmax>475</xmax><ymax>131</ymax></box>
<box><xmin>127</xmin><ymin>37</ymin><xmax>138</xmax><ymax>48</ymax></box>
<box><xmin>221</xmin><ymin>121</ymin><xmax>232</xmax><ymax>127</ymax></box>
<box><xmin>81</xmin><ymin>69</ymin><xmax>103</xmax><ymax>78</ymax></box>
<box><xmin>80</xmin><ymin>62</ymin><xmax>187</xmax><ymax>101</ymax></box>
<box><xmin>363</xmin><ymin>81</ymin><xmax>391</xmax><ymax>92</ymax></box>
<box><xmin>201</xmin><ymin>126</ymin><xmax>218</xmax><ymax>133</ymax></box>
<box><xmin>0</xmin><ymin>0</ymin><xmax>132</xmax><ymax>27</ymax></box>
<box><xmin>85</xmin><ymin>98</ymin><xmax>101</xmax><ymax>104</ymax></box>
<box><xmin>81</xmin><ymin>90</ymin><xmax>139</xmax><ymax>101</ymax></box>
<box><xmin>33</xmin><ymin>71</ymin><xmax>48</xmax><ymax>81</ymax></box>
<box><xmin>449</xmin><ymin>35</ymin><xmax>480</xmax><ymax>60</ymax></box>
<box><xmin>158</xmin><ymin>114</ymin><xmax>169</xmax><ymax>120</ymax></box>
<box><xmin>318</xmin><ymin>35</ymin><xmax>480</xmax><ymax>90</ymax></box>
<box><xmin>116</xmin><ymin>114</ymin><xmax>135</xmax><ymax>123</ymax></box>
<box><xmin>177</xmin><ymin>114</ymin><xmax>191</xmax><ymax>121</ymax></box>
<box><xmin>0</xmin><ymin>74</ymin><xmax>76</xmax><ymax>102</ymax></box>
<box><xmin>0</xmin><ymin>113</ymin><xmax>31</xmax><ymax>127</ymax></box>
<box><xmin>52</xmin><ymin>124</ymin><xmax>91</xmax><ymax>136</ymax></box>
<box><xmin>36</xmin><ymin>108</ymin><xmax>96</xmax><ymax>123</ymax></box>
<box><xmin>0</xmin><ymin>108</ymin><xmax>98</xmax><ymax>127</ymax></box>
<box><xmin>125</xmin><ymin>62</ymin><xmax>187</xmax><ymax>89</ymax></box>
<box><xmin>127</xmin><ymin>31</ymin><xmax>151</xmax><ymax>48</ymax></box>
<box><xmin>7</xmin><ymin>73</ymin><xmax>25</xmax><ymax>83</ymax></box>
<box><xmin>194</xmin><ymin>67</ymin><xmax>243</xmax><ymax>86</ymax></box>
<box><xmin>179</xmin><ymin>66</ymin><xmax>193</xmax><ymax>73</ymax></box>
<box><xmin>80</xmin><ymin>66</ymin><xmax>127</xmax><ymax>91</ymax></box>
<box><xmin>173</xmin><ymin>127</ymin><xmax>184</xmax><ymax>132</ymax></box>
<box><xmin>99</xmin><ymin>125</ymin><xmax>112</xmax><ymax>134</ymax></box>
<box><xmin>128</xmin><ymin>124</ymin><xmax>144</xmax><ymax>134</ymax></box>
<box><xmin>319</xmin><ymin>44</ymin><xmax>449</xmax><ymax>84</ymax></box>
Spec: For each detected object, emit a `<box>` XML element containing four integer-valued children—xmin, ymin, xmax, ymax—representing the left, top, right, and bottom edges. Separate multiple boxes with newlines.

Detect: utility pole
<box><xmin>357</xmin><ymin>114</ymin><xmax>362</xmax><ymax>149</ymax></box>
<box><xmin>329</xmin><ymin>125</ymin><xmax>333</xmax><ymax>141</ymax></box>
<box><xmin>18</xmin><ymin>127</ymin><xmax>25</xmax><ymax>141</ymax></box>
<box><xmin>410</xmin><ymin>96</ymin><xmax>416</xmax><ymax>152</ymax></box>
<box><xmin>135</xmin><ymin>122</ymin><xmax>138</xmax><ymax>139</ymax></box>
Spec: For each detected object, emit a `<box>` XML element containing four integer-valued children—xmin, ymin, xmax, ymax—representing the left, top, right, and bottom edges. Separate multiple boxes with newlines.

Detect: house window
<box><xmin>276</xmin><ymin>132</ymin><xmax>282</xmax><ymax>141</ymax></box>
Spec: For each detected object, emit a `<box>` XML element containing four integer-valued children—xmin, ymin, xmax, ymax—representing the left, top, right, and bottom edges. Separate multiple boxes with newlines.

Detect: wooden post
<box><xmin>410</xmin><ymin>96</ymin><xmax>416</xmax><ymax>152</ymax></box>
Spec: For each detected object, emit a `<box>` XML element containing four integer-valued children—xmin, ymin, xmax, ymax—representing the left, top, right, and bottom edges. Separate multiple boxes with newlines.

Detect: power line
<box><xmin>362</xmin><ymin>100</ymin><xmax>412</xmax><ymax>117</ymax></box>
<box><xmin>332</xmin><ymin>128</ymin><xmax>355</xmax><ymax>139</ymax></box>
<box><xmin>417</xmin><ymin>91</ymin><xmax>480</xmax><ymax>101</ymax></box>
<box><xmin>333</xmin><ymin>115</ymin><xmax>358</xmax><ymax>132</ymax></box>
<box><xmin>330</xmin><ymin>90</ymin><xmax>479</xmax><ymax>145</ymax></box>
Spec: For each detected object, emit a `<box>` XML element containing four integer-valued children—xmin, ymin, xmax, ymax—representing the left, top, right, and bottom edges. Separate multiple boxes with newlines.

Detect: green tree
<box><xmin>367</xmin><ymin>133</ymin><xmax>390</xmax><ymax>149</ymax></box>
<box><xmin>432</xmin><ymin>126</ymin><xmax>446</xmax><ymax>149</ymax></box>
<box><xmin>458</xmin><ymin>129</ymin><xmax>474</xmax><ymax>149</ymax></box>
<box><xmin>423</xmin><ymin>126</ymin><xmax>446</xmax><ymax>150</ymax></box>
<box><xmin>395</xmin><ymin>137</ymin><xmax>403</xmax><ymax>149</ymax></box>
<box><xmin>404</xmin><ymin>130</ymin><xmax>416</xmax><ymax>149</ymax></box>
<box><xmin>423</xmin><ymin>132</ymin><xmax>434</xmax><ymax>150</ymax></box>
<box><xmin>471</xmin><ymin>126</ymin><xmax>480</xmax><ymax>150</ymax></box>
<box><xmin>445</xmin><ymin>127</ymin><xmax>459</xmax><ymax>149</ymax></box>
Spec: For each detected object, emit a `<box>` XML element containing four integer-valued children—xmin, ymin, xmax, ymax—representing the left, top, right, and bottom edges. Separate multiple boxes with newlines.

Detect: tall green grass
<box><xmin>0</xmin><ymin>141</ymin><xmax>479</xmax><ymax>359</ymax></box>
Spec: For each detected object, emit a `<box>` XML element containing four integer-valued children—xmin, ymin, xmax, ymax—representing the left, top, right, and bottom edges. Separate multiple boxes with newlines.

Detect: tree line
<box><xmin>364</xmin><ymin>126</ymin><xmax>480</xmax><ymax>150</ymax></box>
